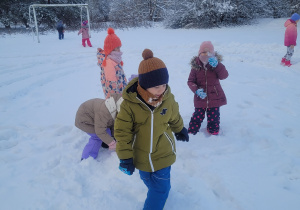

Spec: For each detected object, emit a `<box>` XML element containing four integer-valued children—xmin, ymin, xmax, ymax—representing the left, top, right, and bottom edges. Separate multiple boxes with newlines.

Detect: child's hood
<box><xmin>105</xmin><ymin>93</ymin><xmax>123</xmax><ymax>119</ymax></box>
<box><xmin>190</xmin><ymin>52</ymin><xmax>223</xmax><ymax>70</ymax></box>
<box><xmin>57</xmin><ymin>20</ymin><xmax>63</xmax><ymax>27</ymax></box>
<box><xmin>284</xmin><ymin>19</ymin><xmax>296</xmax><ymax>27</ymax></box>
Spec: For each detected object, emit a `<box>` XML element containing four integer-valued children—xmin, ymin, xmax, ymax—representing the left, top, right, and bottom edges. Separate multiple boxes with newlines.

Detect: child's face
<box><xmin>199</xmin><ymin>51</ymin><xmax>214</xmax><ymax>64</ymax></box>
<box><xmin>113</xmin><ymin>46</ymin><xmax>121</xmax><ymax>52</ymax></box>
<box><xmin>147</xmin><ymin>84</ymin><xmax>167</xmax><ymax>99</ymax></box>
<box><xmin>199</xmin><ymin>51</ymin><xmax>213</xmax><ymax>57</ymax></box>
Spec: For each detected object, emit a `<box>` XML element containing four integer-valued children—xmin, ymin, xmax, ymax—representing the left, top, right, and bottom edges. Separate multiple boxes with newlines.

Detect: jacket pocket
<box><xmin>164</xmin><ymin>132</ymin><xmax>176</xmax><ymax>154</ymax></box>
<box><xmin>104</xmin><ymin>59</ymin><xmax>118</xmax><ymax>81</ymax></box>
<box><xmin>214</xmin><ymin>86</ymin><xmax>219</xmax><ymax>96</ymax></box>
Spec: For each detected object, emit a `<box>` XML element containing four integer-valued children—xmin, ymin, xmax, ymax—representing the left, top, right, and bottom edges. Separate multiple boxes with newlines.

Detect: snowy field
<box><xmin>0</xmin><ymin>18</ymin><xmax>300</xmax><ymax>210</ymax></box>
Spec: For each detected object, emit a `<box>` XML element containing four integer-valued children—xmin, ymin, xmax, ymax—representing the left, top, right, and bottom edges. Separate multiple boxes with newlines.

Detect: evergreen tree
<box><xmin>0</xmin><ymin>0</ymin><xmax>298</xmax><ymax>30</ymax></box>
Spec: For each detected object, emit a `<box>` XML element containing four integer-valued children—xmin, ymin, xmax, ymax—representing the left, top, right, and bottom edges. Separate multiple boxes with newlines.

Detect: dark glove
<box><xmin>119</xmin><ymin>158</ymin><xmax>135</xmax><ymax>175</ymax></box>
<box><xmin>175</xmin><ymin>127</ymin><xmax>189</xmax><ymax>142</ymax></box>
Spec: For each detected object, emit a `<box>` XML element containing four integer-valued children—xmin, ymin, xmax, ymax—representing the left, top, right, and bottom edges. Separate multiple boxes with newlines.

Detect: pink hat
<box><xmin>198</xmin><ymin>41</ymin><xmax>214</xmax><ymax>55</ymax></box>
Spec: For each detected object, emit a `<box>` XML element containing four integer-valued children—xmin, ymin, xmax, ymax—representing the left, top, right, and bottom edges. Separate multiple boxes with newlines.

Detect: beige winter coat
<box><xmin>75</xmin><ymin>94</ymin><xmax>123</xmax><ymax>145</ymax></box>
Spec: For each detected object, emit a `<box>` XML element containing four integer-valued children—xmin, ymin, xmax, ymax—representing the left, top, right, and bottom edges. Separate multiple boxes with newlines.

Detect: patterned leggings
<box><xmin>188</xmin><ymin>107</ymin><xmax>220</xmax><ymax>135</ymax></box>
<box><xmin>284</xmin><ymin>46</ymin><xmax>294</xmax><ymax>61</ymax></box>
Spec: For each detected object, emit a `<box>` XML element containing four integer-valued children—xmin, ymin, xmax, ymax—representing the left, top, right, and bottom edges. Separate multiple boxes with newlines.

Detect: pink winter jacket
<box><xmin>284</xmin><ymin>19</ymin><xmax>298</xmax><ymax>46</ymax></box>
<box><xmin>78</xmin><ymin>26</ymin><xmax>90</xmax><ymax>39</ymax></box>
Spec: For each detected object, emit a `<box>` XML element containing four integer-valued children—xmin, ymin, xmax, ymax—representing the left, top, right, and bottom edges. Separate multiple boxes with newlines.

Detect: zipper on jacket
<box><xmin>214</xmin><ymin>86</ymin><xmax>219</xmax><ymax>96</ymax></box>
<box><xmin>164</xmin><ymin>132</ymin><xmax>176</xmax><ymax>154</ymax></box>
<box><xmin>204</xmin><ymin>69</ymin><xmax>209</xmax><ymax>108</ymax></box>
<box><xmin>132</xmin><ymin>135</ymin><xmax>137</xmax><ymax>148</ymax></box>
<box><xmin>136</xmin><ymin>97</ymin><xmax>155</xmax><ymax>172</ymax></box>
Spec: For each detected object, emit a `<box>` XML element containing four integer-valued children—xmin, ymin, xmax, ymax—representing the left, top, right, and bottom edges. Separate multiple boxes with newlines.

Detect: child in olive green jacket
<box><xmin>114</xmin><ymin>49</ymin><xmax>189</xmax><ymax>210</ymax></box>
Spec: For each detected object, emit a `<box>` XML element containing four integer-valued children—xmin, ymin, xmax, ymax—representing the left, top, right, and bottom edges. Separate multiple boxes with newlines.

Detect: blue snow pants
<box><xmin>58</xmin><ymin>32</ymin><xmax>64</xmax><ymax>40</ymax></box>
<box><xmin>139</xmin><ymin>166</ymin><xmax>171</xmax><ymax>210</ymax></box>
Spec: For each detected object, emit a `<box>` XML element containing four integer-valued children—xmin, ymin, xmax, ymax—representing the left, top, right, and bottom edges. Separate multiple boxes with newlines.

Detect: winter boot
<box><xmin>87</xmin><ymin>38</ymin><xmax>92</xmax><ymax>47</ymax></box>
<box><xmin>281</xmin><ymin>58</ymin><xmax>286</xmax><ymax>65</ymax></box>
<box><xmin>284</xmin><ymin>60</ymin><xmax>292</xmax><ymax>67</ymax></box>
<box><xmin>207</xmin><ymin>127</ymin><xmax>219</xmax><ymax>135</ymax></box>
<box><xmin>210</xmin><ymin>131</ymin><xmax>219</xmax><ymax>135</ymax></box>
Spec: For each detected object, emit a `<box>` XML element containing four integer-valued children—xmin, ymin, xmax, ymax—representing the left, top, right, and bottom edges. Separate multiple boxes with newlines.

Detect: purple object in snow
<box><xmin>128</xmin><ymin>74</ymin><xmax>138</xmax><ymax>82</ymax></box>
<box><xmin>81</xmin><ymin>128</ymin><xmax>111</xmax><ymax>160</ymax></box>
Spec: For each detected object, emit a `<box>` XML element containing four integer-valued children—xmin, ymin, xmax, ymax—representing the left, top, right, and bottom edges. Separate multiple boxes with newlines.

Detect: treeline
<box><xmin>0</xmin><ymin>0</ymin><xmax>299</xmax><ymax>30</ymax></box>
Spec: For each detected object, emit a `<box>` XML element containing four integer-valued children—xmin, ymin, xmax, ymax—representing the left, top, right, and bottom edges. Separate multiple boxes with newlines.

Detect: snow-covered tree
<box><xmin>108</xmin><ymin>0</ymin><xmax>150</xmax><ymax>28</ymax></box>
<box><xmin>0</xmin><ymin>0</ymin><xmax>299</xmax><ymax>30</ymax></box>
<box><xmin>289</xmin><ymin>0</ymin><xmax>300</xmax><ymax>14</ymax></box>
<box><xmin>87</xmin><ymin>0</ymin><xmax>109</xmax><ymax>25</ymax></box>
<box><xmin>164</xmin><ymin>0</ymin><xmax>242</xmax><ymax>29</ymax></box>
<box><xmin>0</xmin><ymin>0</ymin><xmax>20</xmax><ymax>28</ymax></box>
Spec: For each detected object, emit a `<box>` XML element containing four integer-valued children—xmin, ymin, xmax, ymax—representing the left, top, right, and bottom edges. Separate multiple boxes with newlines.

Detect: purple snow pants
<box><xmin>81</xmin><ymin>128</ymin><xmax>111</xmax><ymax>160</ymax></box>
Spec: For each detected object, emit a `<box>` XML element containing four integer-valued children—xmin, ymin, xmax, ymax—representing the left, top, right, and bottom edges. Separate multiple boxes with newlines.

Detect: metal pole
<box><xmin>86</xmin><ymin>6</ymin><xmax>91</xmax><ymax>38</ymax></box>
<box><xmin>32</xmin><ymin>7</ymin><xmax>40</xmax><ymax>43</ymax></box>
<box><xmin>28</xmin><ymin>4</ymin><xmax>89</xmax><ymax>43</ymax></box>
<box><xmin>29</xmin><ymin>6</ymin><xmax>35</xmax><ymax>41</ymax></box>
<box><xmin>80</xmin><ymin>6</ymin><xmax>82</xmax><ymax>25</ymax></box>
<box><xmin>29</xmin><ymin>6</ymin><xmax>32</xmax><ymax>24</ymax></box>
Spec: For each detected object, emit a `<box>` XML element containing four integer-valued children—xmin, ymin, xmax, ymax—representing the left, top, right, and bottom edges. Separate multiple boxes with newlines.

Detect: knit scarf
<box><xmin>108</xmin><ymin>51</ymin><xmax>123</xmax><ymax>64</ymax></box>
<box><xmin>137</xmin><ymin>84</ymin><xmax>164</xmax><ymax>107</ymax></box>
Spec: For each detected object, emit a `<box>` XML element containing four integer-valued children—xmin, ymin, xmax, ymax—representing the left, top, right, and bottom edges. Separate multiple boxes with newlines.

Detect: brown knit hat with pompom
<box><xmin>138</xmin><ymin>49</ymin><xmax>169</xmax><ymax>89</ymax></box>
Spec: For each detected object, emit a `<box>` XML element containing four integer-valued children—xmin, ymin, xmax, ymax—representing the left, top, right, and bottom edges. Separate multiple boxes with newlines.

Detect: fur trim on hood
<box><xmin>190</xmin><ymin>52</ymin><xmax>223</xmax><ymax>71</ymax></box>
<box><xmin>105</xmin><ymin>94</ymin><xmax>123</xmax><ymax>119</ymax></box>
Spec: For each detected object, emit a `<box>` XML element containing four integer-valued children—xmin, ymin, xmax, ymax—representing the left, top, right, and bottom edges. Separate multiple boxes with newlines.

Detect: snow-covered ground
<box><xmin>0</xmin><ymin>18</ymin><xmax>299</xmax><ymax>210</ymax></box>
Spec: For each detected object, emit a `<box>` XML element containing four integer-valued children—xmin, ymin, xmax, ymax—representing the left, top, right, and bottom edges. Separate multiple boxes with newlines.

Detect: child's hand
<box><xmin>175</xmin><ymin>127</ymin><xmax>189</xmax><ymax>142</ymax></box>
<box><xmin>108</xmin><ymin>140</ymin><xmax>116</xmax><ymax>150</ymax></box>
<box><xmin>208</xmin><ymin>57</ymin><xmax>218</xmax><ymax>67</ymax></box>
<box><xmin>119</xmin><ymin>158</ymin><xmax>135</xmax><ymax>175</ymax></box>
<box><xmin>195</xmin><ymin>88</ymin><xmax>207</xmax><ymax>99</ymax></box>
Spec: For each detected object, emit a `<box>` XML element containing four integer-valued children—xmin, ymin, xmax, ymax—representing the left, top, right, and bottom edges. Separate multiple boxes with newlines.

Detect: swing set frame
<box><xmin>29</xmin><ymin>4</ymin><xmax>90</xmax><ymax>43</ymax></box>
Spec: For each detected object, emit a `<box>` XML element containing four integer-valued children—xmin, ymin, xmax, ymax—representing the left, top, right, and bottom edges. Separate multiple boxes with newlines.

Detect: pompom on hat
<box><xmin>82</xmin><ymin>20</ymin><xmax>88</xmax><ymax>26</ymax></box>
<box><xmin>291</xmin><ymin>13</ymin><xmax>300</xmax><ymax>22</ymax></box>
<box><xmin>198</xmin><ymin>41</ymin><xmax>215</xmax><ymax>56</ymax></box>
<box><xmin>138</xmin><ymin>49</ymin><xmax>169</xmax><ymax>89</ymax></box>
<box><xmin>102</xmin><ymin>28</ymin><xmax>122</xmax><ymax>67</ymax></box>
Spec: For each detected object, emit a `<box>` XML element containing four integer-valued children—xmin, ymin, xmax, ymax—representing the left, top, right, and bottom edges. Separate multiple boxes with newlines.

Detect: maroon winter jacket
<box><xmin>187</xmin><ymin>53</ymin><xmax>228</xmax><ymax>109</ymax></box>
